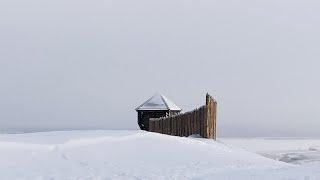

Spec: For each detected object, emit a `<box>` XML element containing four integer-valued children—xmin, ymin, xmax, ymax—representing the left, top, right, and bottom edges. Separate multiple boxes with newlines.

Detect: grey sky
<box><xmin>1</xmin><ymin>0</ymin><xmax>320</xmax><ymax>136</ymax></box>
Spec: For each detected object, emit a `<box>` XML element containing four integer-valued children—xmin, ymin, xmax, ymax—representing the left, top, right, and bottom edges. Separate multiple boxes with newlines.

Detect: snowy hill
<box><xmin>0</xmin><ymin>131</ymin><xmax>319</xmax><ymax>180</ymax></box>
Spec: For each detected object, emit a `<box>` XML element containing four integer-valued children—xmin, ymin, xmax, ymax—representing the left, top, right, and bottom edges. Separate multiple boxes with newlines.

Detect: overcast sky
<box><xmin>1</xmin><ymin>0</ymin><xmax>320</xmax><ymax>136</ymax></box>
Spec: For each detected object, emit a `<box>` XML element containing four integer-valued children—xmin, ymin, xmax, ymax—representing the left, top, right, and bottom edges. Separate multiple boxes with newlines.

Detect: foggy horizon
<box><xmin>1</xmin><ymin>0</ymin><xmax>320</xmax><ymax>137</ymax></box>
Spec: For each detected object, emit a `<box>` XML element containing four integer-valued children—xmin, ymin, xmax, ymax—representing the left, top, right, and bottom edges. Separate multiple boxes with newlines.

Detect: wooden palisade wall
<box><xmin>149</xmin><ymin>94</ymin><xmax>217</xmax><ymax>139</ymax></box>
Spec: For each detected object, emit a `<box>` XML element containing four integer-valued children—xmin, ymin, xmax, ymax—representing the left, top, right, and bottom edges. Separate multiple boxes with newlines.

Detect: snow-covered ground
<box><xmin>221</xmin><ymin>138</ymin><xmax>320</xmax><ymax>165</ymax></box>
<box><xmin>0</xmin><ymin>131</ymin><xmax>319</xmax><ymax>180</ymax></box>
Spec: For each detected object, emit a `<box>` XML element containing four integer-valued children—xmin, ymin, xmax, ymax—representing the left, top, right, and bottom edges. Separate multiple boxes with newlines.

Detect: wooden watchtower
<box><xmin>135</xmin><ymin>93</ymin><xmax>182</xmax><ymax>131</ymax></box>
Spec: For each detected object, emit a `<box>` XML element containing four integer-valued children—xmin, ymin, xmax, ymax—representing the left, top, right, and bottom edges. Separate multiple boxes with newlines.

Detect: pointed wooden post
<box><xmin>206</xmin><ymin>93</ymin><xmax>217</xmax><ymax>140</ymax></box>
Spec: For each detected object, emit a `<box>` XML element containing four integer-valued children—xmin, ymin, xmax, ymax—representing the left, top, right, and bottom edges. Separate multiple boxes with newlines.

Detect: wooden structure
<box><xmin>149</xmin><ymin>94</ymin><xmax>217</xmax><ymax>139</ymax></box>
<box><xmin>135</xmin><ymin>94</ymin><xmax>182</xmax><ymax>131</ymax></box>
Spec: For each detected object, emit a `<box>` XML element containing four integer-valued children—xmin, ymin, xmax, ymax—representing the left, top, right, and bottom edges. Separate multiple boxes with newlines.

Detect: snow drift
<box><xmin>0</xmin><ymin>131</ymin><xmax>319</xmax><ymax>180</ymax></box>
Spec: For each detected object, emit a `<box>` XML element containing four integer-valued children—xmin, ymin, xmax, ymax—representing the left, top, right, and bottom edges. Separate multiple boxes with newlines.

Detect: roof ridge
<box><xmin>159</xmin><ymin>94</ymin><xmax>170</xmax><ymax>110</ymax></box>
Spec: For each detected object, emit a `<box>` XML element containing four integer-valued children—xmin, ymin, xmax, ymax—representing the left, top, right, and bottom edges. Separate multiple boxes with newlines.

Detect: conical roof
<box><xmin>135</xmin><ymin>94</ymin><xmax>182</xmax><ymax>111</ymax></box>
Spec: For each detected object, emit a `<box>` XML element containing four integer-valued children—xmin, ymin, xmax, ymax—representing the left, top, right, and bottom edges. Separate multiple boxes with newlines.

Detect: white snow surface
<box><xmin>0</xmin><ymin>131</ymin><xmax>319</xmax><ymax>180</ymax></box>
<box><xmin>221</xmin><ymin>138</ymin><xmax>320</xmax><ymax>165</ymax></box>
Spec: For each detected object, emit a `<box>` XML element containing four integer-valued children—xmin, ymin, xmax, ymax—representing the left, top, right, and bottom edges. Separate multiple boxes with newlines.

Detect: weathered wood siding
<box><xmin>149</xmin><ymin>94</ymin><xmax>217</xmax><ymax>139</ymax></box>
<box><xmin>137</xmin><ymin>110</ymin><xmax>168</xmax><ymax>131</ymax></box>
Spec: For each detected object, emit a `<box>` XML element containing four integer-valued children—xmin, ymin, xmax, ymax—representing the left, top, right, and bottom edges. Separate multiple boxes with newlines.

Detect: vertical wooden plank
<box><xmin>199</xmin><ymin>107</ymin><xmax>202</xmax><ymax>137</ymax></box>
<box><xmin>176</xmin><ymin>116</ymin><xmax>179</xmax><ymax>136</ymax></box>
<box><xmin>162</xmin><ymin>118</ymin><xmax>165</xmax><ymax>134</ymax></box>
<box><xmin>185</xmin><ymin>113</ymin><xmax>188</xmax><ymax>136</ymax></box>
<box><xmin>181</xmin><ymin>115</ymin><xmax>184</xmax><ymax>136</ymax></box>
<box><xmin>173</xmin><ymin>116</ymin><xmax>175</xmax><ymax>135</ymax></box>
<box><xmin>207</xmin><ymin>98</ymin><xmax>211</xmax><ymax>138</ymax></box>
<box><xmin>171</xmin><ymin>117</ymin><xmax>174</xmax><ymax>136</ymax></box>
<box><xmin>195</xmin><ymin>109</ymin><xmax>197</xmax><ymax>134</ymax></box>
<box><xmin>190</xmin><ymin>112</ymin><xmax>194</xmax><ymax>135</ymax></box>
<box><xmin>199</xmin><ymin>107</ymin><xmax>202</xmax><ymax>136</ymax></box>
<box><xmin>188</xmin><ymin>113</ymin><xmax>191</xmax><ymax>136</ymax></box>
<box><xmin>204</xmin><ymin>106</ymin><xmax>208</xmax><ymax>138</ymax></box>
<box><xmin>182</xmin><ymin>115</ymin><xmax>185</xmax><ymax>136</ymax></box>
<box><xmin>166</xmin><ymin>117</ymin><xmax>168</xmax><ymax>135</ymax></box>
<box><xmin>160</xmin><ymin>118</ymin><xmax>163</xmax><ymax>134</ymax></box>
<box><xmin>165</xmin><ymin>118</ymin><xmax>169</xmax><ymax>135</ymax></box>
<box><xmin>164</xmin><ymin>118</ymin><xmax>166</xmax><ymax>134</ymax></box>
<box><xmin>156</xmin><ymin>120</ymin><xmax>159</xmax><ymax>133</ymax></box>
<box><xmin>149</xmin><ymin>119</ymin><xmax>152</xmax><ymax>132</ymax></box>
<box><xmin>210</xmin><ymin>99</ymin><xmax>214</xmax><ymax>139</ymax></box>
<box><xmin>186</xmin><ymin>113</ymin><xmax>189</xmax><ymax>135</ymax></box>
<box><xmin>186</xmin><ymin>114</ymin><xmax>189</xmax><ymax>136</ymax></box>
<box><xmin>180</xmin><ymin>115</ymin><xmax>183</xmax><ymax>136</ymax></box>
<box><xmin>195</xmin><ymin>109</ymin><xmax>199</xmax><ymax>135</ymax></box>
<box><xmin>171</xmin><ymin>116</ymin><xmax>174</xmax><ymax>135</ymax></box>
<box><xmin>202</xmin><ymin>107</ymin><xmax>205</xmax><ymax>138</ymax></box>
<box><xmin>149</xmin><ymin>119</ymin><xmax>154</xmax><ymax>132</ymax></box>
<box><xmin>201</xmin><ymin>106</ymin><xmax>206</xmax><ymax>138</ymax></box>
<box><xmin>169</xmin><ymin>116</ymin><xmax>171</xmax><ymax>135</ymax></box>
<box><xmin>165</xmin><ymin>118</ymin><xmax>168</xmax><ymax>135</ymax></box>
<box><xmin>178</xmin><ymin>115</ymin><xmax>181</xmax><ymax>137</ymax></box>
<box><xmin>189</xmin><ymin>113</ymin><xmax>192</xmax><ymax>135</ymax></box>
<box><xmin>154</xmin><ymin>120</ymin><xmax>157</xmax><ymax>133</ymax></box>
<box><xmin>213</xmin><ymin>99</ymin><xmax>217</xmax><ymax>140</ymax></box>
<box><xmin>204</xmin><ymin>94</ymin><xmax>217</xmax><ymax>139</ymax></box>
<box><xmin>157</xmin><ymin>119</ymin><xmax>161</xmax><ymax>133</ymax></box>
<box><xmin>194</xmin><ymin>110</ymin><xmax>197</xmax><ymax>135</ymax></box>
<box><xmin>158</xmin><ymin>119</ymin><xmax>161</xmax><ymax>133</ymax></box>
